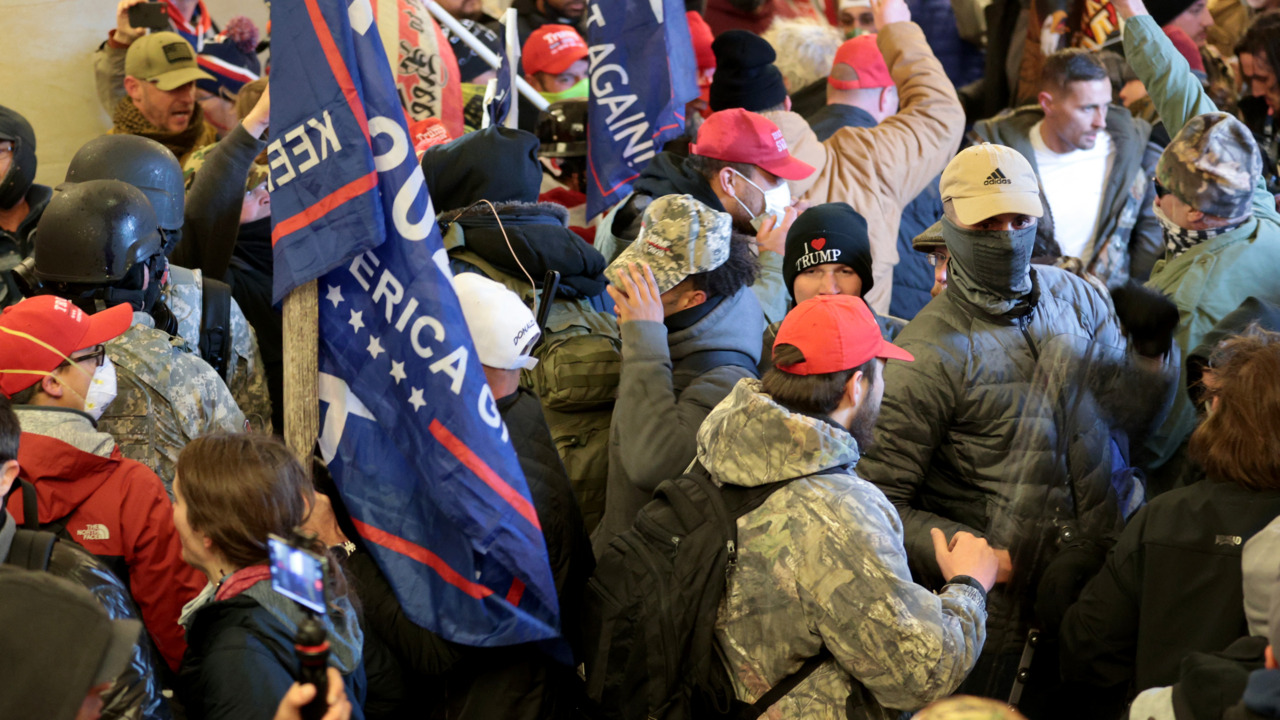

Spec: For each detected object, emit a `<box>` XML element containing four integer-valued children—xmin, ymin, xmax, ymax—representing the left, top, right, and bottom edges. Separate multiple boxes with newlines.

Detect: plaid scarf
<box><xmin>112</xmin><ymin>97</ymin><xmax>211</xmax><ymax>163</ymax></box>
<box><xmin>1154</xmin><ymin>201</ymin><xmax>1246</xmax><ymax>258</ymax></box>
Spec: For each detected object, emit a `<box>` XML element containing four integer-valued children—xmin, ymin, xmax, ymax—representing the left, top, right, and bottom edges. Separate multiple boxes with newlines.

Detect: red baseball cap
<box><xmin>829</xmin><ymin>35</ymin><xmax>892</xmax><ymax>91</ymax></box>
<box><xmin>522</xmin><ymin>25</ymin><xmax>589</xmax><ymax>76</ymax></box>
<box><xmin>687</xmin><ymin>11</ymin><xmax>716</xmax><ymax>72</ymax></box>
<box><xmin>689</xmin><ymin>108</ymin><xmax>816</xmax><ymax>181</ymax></box>
<box><xmin>0</xmin><ymin>296</ymin><xmax>133</xmax><ymax>397</ymax></box>
<box><xmin>773</xmin><ymin>295</ymin><xmax>913</xmax><ymax>375</ymax></box>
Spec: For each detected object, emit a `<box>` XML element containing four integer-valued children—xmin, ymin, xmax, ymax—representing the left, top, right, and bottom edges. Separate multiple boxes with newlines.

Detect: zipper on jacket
<box><xmin>1018</xmin><ymin>315</ymin><xmax>1040</xmax><ymax>362</ymax></box>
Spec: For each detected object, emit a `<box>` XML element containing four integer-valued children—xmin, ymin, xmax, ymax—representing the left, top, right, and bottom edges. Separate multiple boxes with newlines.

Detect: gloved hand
<box><xmin>1111</xmin><ymin>281</ymin><xmax>1180</xmax><ymax>359</ymax></box>
<box><xmin>1035</xmin><ymin>539</ymin><xmax>1110</xmax><ymax>635</ymax></box>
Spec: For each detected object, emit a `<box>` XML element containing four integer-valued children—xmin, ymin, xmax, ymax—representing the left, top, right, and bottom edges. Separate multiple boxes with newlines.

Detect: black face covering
<box><xmin>0</xmin><ymin>106</ymin><xmax>37</xmax><ymax>210</ymax></box>
<box><xmin>941</xmin><ymin>217</ymin><xmax>1036</xmax><ymax>311</ymax></box>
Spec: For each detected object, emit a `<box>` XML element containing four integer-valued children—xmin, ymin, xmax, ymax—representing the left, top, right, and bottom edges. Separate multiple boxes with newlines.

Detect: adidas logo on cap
<box><xmin>984</xmin><ymin>168</ymin><xmax>1012</xmax><ymax>186</ymax></box>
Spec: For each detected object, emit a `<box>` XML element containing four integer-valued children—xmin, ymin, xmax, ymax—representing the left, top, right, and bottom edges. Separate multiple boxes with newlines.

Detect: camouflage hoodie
<box><xmin>699</xmin><ymin>379</ymin><xmax>988</xmax><ymax>719</ymax></box>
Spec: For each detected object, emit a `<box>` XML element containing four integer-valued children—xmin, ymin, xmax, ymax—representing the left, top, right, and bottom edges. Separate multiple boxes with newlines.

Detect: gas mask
<box><xmin>729</xmin><ymin>168</ymin><xmax>791</xmax><ymax>232</ymax></box>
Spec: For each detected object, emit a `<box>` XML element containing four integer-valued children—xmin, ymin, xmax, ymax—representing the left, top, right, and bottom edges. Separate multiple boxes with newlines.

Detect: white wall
<box><xmin>0</xmin><ymin>0</ymin><xmax>270</xmax><ymax>188</ymax></box>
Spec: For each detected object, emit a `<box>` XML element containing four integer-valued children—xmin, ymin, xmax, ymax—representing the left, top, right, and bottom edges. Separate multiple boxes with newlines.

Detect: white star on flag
<box><xmin>326</xmin><ymin>285</ymin><xmax>345</xmax><ymax>308</ymax></box>
<box><xmin>348</xmin><ymin>310</ymin><xmax>365</xmax><ymax>333</ymax></box>
<box><xmin>389</xmin><ymin>360</ymin><xmax>406</xmax><ymax>384</ymax></box>
<box><xmin>408</xmin><ymin>387</ymin><xmax>426</xmax><ymax>412</ymax></box>
<box><xmin>367</xmin><ymin>335</ymin><xmax>384</xmax><ymax>359</ymax></box>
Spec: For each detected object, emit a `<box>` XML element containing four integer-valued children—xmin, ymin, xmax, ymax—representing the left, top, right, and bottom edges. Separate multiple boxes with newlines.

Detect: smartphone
<box><xmin>127</xmin><ymin>2</ymin><xmax>171</xmax><ymax>32</ymax></box>
<box><xmin>268</xmin><ymin>534</ymin><xmax>328</xmax><ymax>615</ymax></box>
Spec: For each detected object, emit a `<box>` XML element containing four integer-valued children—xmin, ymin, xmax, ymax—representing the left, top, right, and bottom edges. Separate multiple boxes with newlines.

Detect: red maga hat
<box><xmin>773</xmin><ymin>294</ymin><xmax>913</xmax><ymax>375</ymax></box>
<box><xmin>829</xmin><ymin>34</ymin><xmax>892</xmax><ymax>90</ymax></box>
<box><xmin>689</xmin><ymin>109</ymin><xmax>815</xmax><ymax>181</ymax></box>
<box><xmin>522</xmin><ymin>25</ymin><xmax>589</xmax><ymax>76</ymax></box>
<box><xmin>0</xmin><ymin>296</ymin><xmax>132</xmax><ymax>397</ymax></box>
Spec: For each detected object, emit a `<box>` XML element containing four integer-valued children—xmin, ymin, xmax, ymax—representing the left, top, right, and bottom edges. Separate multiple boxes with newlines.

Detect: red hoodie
<box><xmin>8</xmin><ymin>430</ymin><xmax>205</xmax><ymax>671</ymax></box>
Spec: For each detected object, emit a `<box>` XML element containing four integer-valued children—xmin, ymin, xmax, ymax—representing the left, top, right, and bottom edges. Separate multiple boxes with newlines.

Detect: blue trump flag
<box><xmin>270</xmin><ymin>0</ymin><xmax>560</xmax><ymax>646</ymax></box>
<box><xmin>584</xmin><ymin>0</ymin><xmax>698</xmax><ymax>219</ymax></box>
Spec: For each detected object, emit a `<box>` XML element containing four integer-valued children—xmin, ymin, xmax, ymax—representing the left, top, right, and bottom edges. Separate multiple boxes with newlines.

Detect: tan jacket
<box><xmin>764</xmin><ymin>21</ymin><xmax>963</xmax><ymax>314</ymax></box>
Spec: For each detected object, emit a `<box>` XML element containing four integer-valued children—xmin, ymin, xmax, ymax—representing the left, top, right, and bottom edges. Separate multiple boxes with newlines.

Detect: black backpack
<box><xmin>581</xmin><ymin>463</ymin><xmax>829</xmax><ymax>720</ymax></box>
<box><xmin>199</xmin><ymin>277</ymin><xmax>233</xmax><ymax>382</ymax></box>
<box><xmin>3</xmin><ymin>479</ymin><xmax>57</xmax><ymax>571</ymax></box>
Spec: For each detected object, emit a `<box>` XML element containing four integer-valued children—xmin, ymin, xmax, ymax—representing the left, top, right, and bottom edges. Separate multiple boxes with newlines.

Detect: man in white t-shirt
<box><xmin>973</xmin><ymin>48</ymin><xmax>1163</xmax><ymax>287</ymax></box>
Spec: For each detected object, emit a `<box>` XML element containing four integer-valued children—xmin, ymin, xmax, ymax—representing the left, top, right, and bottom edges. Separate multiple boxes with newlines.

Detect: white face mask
<box><xmin>730</xmin><ymin>168</ymin><xmax>791</xmax><ymax>232</ymax></box>
<box><xmin>83</xmin><ymin>355</ymin><xmax>118</xmax><ymax>421</ymax></box>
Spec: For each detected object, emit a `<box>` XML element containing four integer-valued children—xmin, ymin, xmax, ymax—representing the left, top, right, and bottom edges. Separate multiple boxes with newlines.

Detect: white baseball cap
<box><xmin>452</xmin><ymin>272</ymin><xmax>540</xmax><ymax>371</ymax></box>
<box><xmin>940</xmin><ymin>143</ymin><xmax>1043</xmax><ymax>226</ymax></box>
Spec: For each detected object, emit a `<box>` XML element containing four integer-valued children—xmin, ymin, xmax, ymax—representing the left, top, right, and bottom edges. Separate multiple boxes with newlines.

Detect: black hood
<box><xmin>631</xmin><ymin>152</ymin><xmax>724</xmax><ymax>211</ymax></box>
<box><xmin>0</xmin><ymin>106</ymin><xmax>37</xmax><ymax>210</ymax></box>
<box><xmin>441</xmin><ymin>201</ymin><xmax>608</xmax><ymax>299</ymax></box>
<box><xmin>420</xmin><ymin>126</ymin><xmax>543</xmax><ymax>213</ymax></box>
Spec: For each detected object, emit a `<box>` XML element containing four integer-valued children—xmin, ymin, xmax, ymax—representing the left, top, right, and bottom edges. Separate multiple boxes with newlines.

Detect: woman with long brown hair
<box><xmin>1059</xmin><ymin>326</ymin><xmax>1280</xmax><ymax>708</ymax></box>
<box><xmin>171</xmin><ymin>433</ymin><xmax>365</xmax><ymax>720</ymax></box>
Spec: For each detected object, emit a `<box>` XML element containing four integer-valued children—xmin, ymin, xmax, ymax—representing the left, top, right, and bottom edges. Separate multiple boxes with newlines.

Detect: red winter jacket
<box><xmin>8</xmin><ymin>429</ymin><xmax>205</xmax><ymax>671</ymax></box>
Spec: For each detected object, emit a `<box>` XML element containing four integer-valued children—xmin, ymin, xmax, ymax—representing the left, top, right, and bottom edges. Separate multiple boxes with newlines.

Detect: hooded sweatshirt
<box><xmin>702</xmin><ymin>380</ymin><xmax>988</xmax><ymax>719</ymax></box>
<box><xmin>593</xmin><ymin>285</ymin><xmax>764</xmax><ymax>553</ymax></box>
<box><xmin>179</xmin><ymin>571</ymin><xmax>365</xmax><ymax>720</ymax></box>
<box><xmin>8</xmin><ymin>405</ymin><xmax>205</xmax><ymax>672</ymax></box>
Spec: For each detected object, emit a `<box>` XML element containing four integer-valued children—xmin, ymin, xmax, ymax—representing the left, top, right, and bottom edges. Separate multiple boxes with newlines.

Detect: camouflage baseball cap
<box><xmin>605</xmin><ymin>194</ymin><xmax>732</xmax><ymax>294</ymax></box>
<box><xmin>1157</xmin><ymin>112</ymin><xmax>1262</xmax><ymax>219</ymax></box>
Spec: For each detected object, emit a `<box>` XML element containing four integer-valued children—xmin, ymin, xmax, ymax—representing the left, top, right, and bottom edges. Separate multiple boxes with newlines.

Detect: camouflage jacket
<box><xmin>165</xmin><ymin>266</ymin><xmax>273</xmax><ymax>433</ymax></box>
<box><xmin>700</xmin><ymin>380</ymin><xmax>988</xmax><ymax>719</ymax></box>
<box><xmin>100</xmin><ymin>313</ymin><xmax>246</xmax><ymax>493</ymax></box>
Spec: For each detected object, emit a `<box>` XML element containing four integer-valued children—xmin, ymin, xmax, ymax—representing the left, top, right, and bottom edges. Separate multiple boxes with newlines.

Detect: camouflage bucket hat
<box><xmin>1157</xmin><ymin>112</ymin><xmax>1262</xmax><ymax>220</ymax></box>
<box><xmin>605</xmin><ymin>194</ymin><xmax>732</xmax><ymax>294</ymax></box>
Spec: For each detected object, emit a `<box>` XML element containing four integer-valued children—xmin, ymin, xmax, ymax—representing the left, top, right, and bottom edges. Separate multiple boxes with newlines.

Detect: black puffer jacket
<box><xmin>858</xmin><ymin>266</ymin><xmax>1155</xmax><ymax>654</ymax></box>
<box><xmin>1</xmin><ymin>508</ymin><xmax>170</xmax><ymax>720</ymax></box>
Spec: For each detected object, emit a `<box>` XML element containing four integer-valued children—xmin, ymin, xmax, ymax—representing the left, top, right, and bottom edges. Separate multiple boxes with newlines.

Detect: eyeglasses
<box><xmin>926</xmin><ymin>251</ymin><xmax>947</xmax><ymax>268</ymax></box>
<box><xmin>1153</xmin><ymin>178</ymin><xmax>1170</xmax><ymax>199</ymax></box>
<box><xmin>61</xmin><ymin>344</ymin><xmax>107</xmax><ymax>369</ymax></box>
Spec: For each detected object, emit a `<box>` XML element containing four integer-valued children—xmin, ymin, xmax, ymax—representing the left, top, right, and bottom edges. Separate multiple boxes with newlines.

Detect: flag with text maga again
<box><xmin>584</xmin><ymin>0</ymin><xmax>699</xmax><ymax>219</ymax></box>
<box><xmin>270</xmin><ymin>0</ymin><xmax>559</xmax><ymax>646</ymax></box>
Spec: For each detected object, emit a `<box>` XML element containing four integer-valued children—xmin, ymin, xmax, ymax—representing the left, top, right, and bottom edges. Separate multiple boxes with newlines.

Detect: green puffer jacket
<box><xmin>701</xmin><ymin>380</ymin><xmax>988</xmax><ymax>719</ymax></box>
<box><xmin>857</xmin><ymin>265</ymin><xmax>1149</xmax><ymax>654</ymax></box>
<box><xmin>1122</xmin><ymin>16</ymin><xmax>1280</xmax><ymax>477</ymax></box>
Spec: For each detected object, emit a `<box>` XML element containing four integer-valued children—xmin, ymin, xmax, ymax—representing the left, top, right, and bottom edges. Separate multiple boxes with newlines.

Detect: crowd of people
<box><xmin>3</xmin><ymin>0</ymin><xmax>1280</xmax><ymax>718</ymax></box>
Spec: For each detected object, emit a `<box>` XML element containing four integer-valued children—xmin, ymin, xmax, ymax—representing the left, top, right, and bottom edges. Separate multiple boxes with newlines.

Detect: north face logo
<box><xmin>77</xmin><ymin>524</ymin><xmax>110</xmax><ymax>541</ymax></box>
<box><xmin>984</xmin><ymin>168</ymin><xmax>1012</xmax><ymax>186</ymax></box>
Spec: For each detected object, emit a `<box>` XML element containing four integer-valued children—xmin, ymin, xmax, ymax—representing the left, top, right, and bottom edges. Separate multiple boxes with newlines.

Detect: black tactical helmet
<box><xmin>535</xmin><ymin>99</ymin><xmax>588</xmax><ymax>158</ymax></box>
<box><xmin>65</xmin><ymin>135</ymin><xmax>184</xmax><ymax>232</ymax></box>
<box><xmin>0</xmin><ymin>105</ymin><xmax>37</xmax><ymax>211</ymax></box>
<box><xmin>33</xmin><ymin>180</ymin><xmax>163</xmax><ymax>285</ymax></box>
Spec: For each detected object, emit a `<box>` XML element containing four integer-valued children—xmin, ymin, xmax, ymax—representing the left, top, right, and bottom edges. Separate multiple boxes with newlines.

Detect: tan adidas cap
<box><xmin>940</xmin><ymin>143</ymin><xmax>1043</xmax><ymax>226</ymax></box>
<box><xmin>125</xmin><ymin>32</ymin><xmax>214</xmax><ymax>91</ymax></box>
